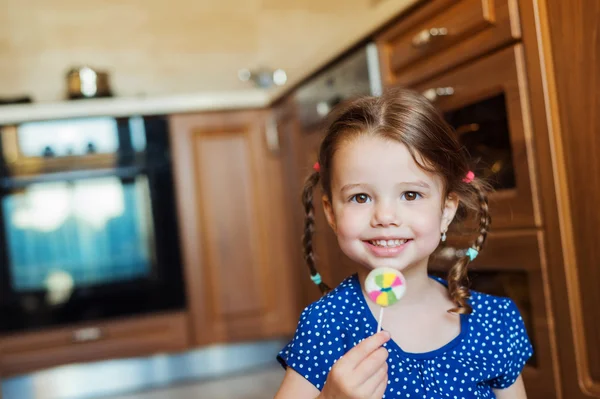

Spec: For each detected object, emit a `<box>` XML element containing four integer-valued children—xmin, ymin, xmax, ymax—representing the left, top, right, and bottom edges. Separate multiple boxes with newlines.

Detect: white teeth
<box><xmin>371</xmin><ymin>239</ymin><xmax>407</xmax><ymax>247</ymax></box>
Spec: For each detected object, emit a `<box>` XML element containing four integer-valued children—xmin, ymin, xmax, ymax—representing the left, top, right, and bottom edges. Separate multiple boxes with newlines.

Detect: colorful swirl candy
<box><xmin>365</xmin><ymin>267</ymin><xmax>406</xmax><ymax>332</ymax></box>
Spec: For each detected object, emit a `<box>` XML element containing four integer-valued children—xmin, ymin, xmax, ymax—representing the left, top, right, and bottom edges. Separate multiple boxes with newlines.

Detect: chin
<box><xmin>361</xmin><ymin>256</ymin><xmax>429</xmax><ymax>273</ymax></box>
<box><xmin>362</xmin><ymin>258</ymin><xmax>409</xmax><ymax>271</ymax></box>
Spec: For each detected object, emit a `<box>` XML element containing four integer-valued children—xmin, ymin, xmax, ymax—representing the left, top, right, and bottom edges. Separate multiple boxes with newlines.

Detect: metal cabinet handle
<box><xmin>422</xmin><ymin>87</ymin><xmax>455</xmax><ymax>102</ymax></box>
<box><xmin>265</xmin><ymin>115</ymin><xmax>280</xmax><ymax>154</ymax></box>
<box><xmin>72</xmin><ymin>327</ymin><xmax>103</xmax><ymax>343</ymax></box>
<box><xmin>412</xmin><ymin>27</ymin><xmax>448</xmax><ymax>48</ymax></box>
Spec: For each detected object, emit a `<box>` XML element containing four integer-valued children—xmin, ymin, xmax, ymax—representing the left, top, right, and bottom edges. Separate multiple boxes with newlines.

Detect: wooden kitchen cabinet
<box><xmin>169</xmin><ymin>109</ymin><xmax>298</xmax><ymax>346</ymax></box>
<box><xmin>413</xmin><ymin>45</ymin><xmax>541</xmax><ymax>230</ymax></box>
<box><xmin>377</xmin><ymin>0</ymin><xmax>521</xmax><ymax>87</ymax></box>
<box><xmin>0</xmin><ymin>311</ymin><xmax>189</xmax><ymax>377</ymax></box>
<box><xmin>527</xmin><ymin>0</ymin><xmax>600</xmax><ymax>397</ymax></box>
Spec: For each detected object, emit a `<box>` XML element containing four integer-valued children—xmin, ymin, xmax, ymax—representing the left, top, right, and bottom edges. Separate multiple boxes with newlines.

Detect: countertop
<box><xmin>0</xmin><ymin>90</ymin><xmax>270</xmax><ymax>125</ymax></box>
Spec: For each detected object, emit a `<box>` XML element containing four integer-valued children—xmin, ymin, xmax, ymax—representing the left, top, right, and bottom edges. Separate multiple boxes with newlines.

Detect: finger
<box><xmin>357</xmin><ymin>364</ymin><xmax>388</xmax><ymax>398</ymax></box>
<box><xmin>371</xmin><ymin>371</ymin><xmax>389</xmax><ymax>399</ymax></box>
<box><xmin>341</xmin><ymin>331</ymin><xmax>390</xmax><ymax>369</ymax></box>
<box><xmin>353</xmin><ymin>347</ymin><xmax>389</xmax><ymax>383</ymax></box>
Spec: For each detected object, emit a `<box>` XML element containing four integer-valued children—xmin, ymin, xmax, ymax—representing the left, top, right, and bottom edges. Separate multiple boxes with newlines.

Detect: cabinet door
<box><xmin>0</xmin><ymin>312</ymin><xmax>189</xmax><ymax>377</ymax></box>
<box><xmin>537</xmin><ymin>0</ymin><xmax>600</xmax><ymax>397</ymax></box>
<box><xmin>169</xmin><ymin>110</ymin><xmax>298</xmax><ymax>345</ymax></box>
<box><xmin>413</xmin><ymin>44</ymin><xmax>540</xmax><ymax>230</ymax></box>
<box><xmin>377</xmin><ymin>0</ymin><xmax>521</xmax><ymax>87</ymax></box>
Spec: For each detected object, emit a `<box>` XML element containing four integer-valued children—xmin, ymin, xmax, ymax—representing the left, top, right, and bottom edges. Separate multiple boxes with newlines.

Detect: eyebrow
<box><xmin>404</xmin><ymin>180</ymin><xmax>431</xmax><ymax>189</ymax></box>
<box><xmin>339</xmin><ymin>180</ymin><xmax>431</xmax><ymax>193</ymax></box>
<box><xmin>340</xmin><ymin>183</ymin><xmax>368</xmax><ymax>193</ymax></box>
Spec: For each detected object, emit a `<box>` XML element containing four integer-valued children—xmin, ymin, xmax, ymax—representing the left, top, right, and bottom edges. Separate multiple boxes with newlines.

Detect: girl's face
<box><xmin>322</xmin><ymin>135</ymin><xmax>458</xmax><ymax>274</ymax></box>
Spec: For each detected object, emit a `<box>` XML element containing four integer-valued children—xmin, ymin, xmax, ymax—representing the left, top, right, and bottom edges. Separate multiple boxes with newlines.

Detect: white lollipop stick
<box><xmin>377</xmin><ymin>307</ymin><xmax>384</xmax><ymax>333</ymax></box>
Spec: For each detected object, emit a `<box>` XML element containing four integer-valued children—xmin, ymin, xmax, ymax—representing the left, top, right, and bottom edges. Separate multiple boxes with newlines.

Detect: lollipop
<box><xmin>365</xmin><ymin>267</ymin><xmax>407</xmax><ymax>332</ymax></box>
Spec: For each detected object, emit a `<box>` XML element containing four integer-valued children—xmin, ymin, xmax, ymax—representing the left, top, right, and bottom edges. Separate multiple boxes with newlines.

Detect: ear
<box><xmin>441</xmin><ymin>193</ymin><xmax>459</xmax><ymax>232</ymax></box>
<box><xmin>322</xmin><ymin>195</ymin><xmax>337</xmax><ymax>233</ymax></box>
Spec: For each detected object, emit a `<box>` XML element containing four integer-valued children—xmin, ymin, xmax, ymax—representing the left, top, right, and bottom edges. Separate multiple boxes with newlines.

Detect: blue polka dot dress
<box><xmin>277</xmin><ymin>274</ymin><xmax>533</xmax><ymax>398</ymax></box>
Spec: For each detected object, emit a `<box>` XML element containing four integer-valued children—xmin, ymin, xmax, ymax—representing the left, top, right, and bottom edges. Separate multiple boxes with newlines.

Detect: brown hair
<box><xmin>301</xmin><ymin>88</ymin><xmax>491</xmax><ymax>314</ymax></box>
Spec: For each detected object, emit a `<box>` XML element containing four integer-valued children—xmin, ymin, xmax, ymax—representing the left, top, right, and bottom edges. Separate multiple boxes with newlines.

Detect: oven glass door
<box><xmin>4</xmin><ymin>175</ymin><xmax>155</xmax><ymax>296</ymax></box>
<box><xmin>0</xmin><ymin>116</ymin><xmax>185</xmax><ymax>333</ymax></box>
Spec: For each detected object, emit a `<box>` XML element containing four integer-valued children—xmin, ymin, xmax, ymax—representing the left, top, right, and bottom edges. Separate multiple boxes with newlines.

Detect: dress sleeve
<box><xmin>489</xmin><ymin>298</ymin><xmax>534</xmax><ymax>389</ymax></box>
<box><xmin>277</xmin><ymin>301</ymin><xmax>347</xmax><ymax>391</ymax></box>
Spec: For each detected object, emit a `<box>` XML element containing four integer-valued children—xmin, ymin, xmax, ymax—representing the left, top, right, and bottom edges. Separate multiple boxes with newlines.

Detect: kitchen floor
<box><xmin>105</xmin><ymin>366</ymin><xmax>283</xmax><ymax>399</ymax></box>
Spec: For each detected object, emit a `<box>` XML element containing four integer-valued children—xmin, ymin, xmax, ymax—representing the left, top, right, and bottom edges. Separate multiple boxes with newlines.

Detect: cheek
<box><xmin>333</xmin><ymin>206</ymin><xmax>368</xmax><ymax>237</ymax></box>
<box><xmin>410</xmin><ymin>215</ymin><xmax>444</xmax><ymax>256</ymax></box>
<box><xmin>409</xmin><ymin>205</ymin><xmax>443</xmax><ymax>237</ymax></box>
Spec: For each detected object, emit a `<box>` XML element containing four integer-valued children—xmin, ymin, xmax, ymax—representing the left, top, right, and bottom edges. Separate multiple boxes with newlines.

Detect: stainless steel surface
<box><xmin>1</xmin><ymin>339</ymin><xmax>287</xmax><ymax>399</ymax></box>
<box><xmin>294</xmin><ymin>42</ymin><xmax>381</xmax><ymax>130</ymax></box>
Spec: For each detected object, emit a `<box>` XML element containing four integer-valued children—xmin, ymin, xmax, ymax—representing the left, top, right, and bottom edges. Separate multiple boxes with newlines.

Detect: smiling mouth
<box><xmin>367</xmin><ymin>239</ymin><xmax>410</xmax><ymax>248</ymax></box>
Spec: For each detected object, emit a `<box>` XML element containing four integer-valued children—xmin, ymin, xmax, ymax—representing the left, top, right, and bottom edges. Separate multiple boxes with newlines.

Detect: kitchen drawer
<box><xmin>377</xmin><ymin>0</ymin><xmax>521</xmax><ymax>87</ymax></box>
<box><xmin>0</xmin><ymin>311</ymin><xmax>189</xmax><ymax>377</ymax></box>
<box><xmin>413</xmin><ymin>44</ymin><xmax>540</xmax><ymax>230</ymax></box>
<box><xmin>431</xmin><ymin>229</ymin><xmax>555</xmax><ymax>398</ymax></box>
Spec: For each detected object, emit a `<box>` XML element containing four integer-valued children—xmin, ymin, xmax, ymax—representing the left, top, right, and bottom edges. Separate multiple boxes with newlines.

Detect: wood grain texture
<box><xmin>169</xmin><ymin>110</ymin><xmax>298</xmax><ymax>345</ymax></box>
<box><xmin>524</xmin><ymin>0</ymin><xmax>600</xmax><ymax>396</ymax></box>
<box><xmin>377</xmin><ymin>0</ymin><xmax>521</xmax><ymax>87</ymax></box>
<box><xmin>0</xmin><ymin>312</ymin><xmax>189</xmax><ymax>377</ymax></box>
<box><xmin>197</xmin><ymin>134</ymin><xmax>262</xmax><ymax>316</ymax></box>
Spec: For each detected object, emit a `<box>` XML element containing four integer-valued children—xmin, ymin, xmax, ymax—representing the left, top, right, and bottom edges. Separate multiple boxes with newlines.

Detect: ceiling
<box><xmin>0</xmin><ymin>0</ymin><xmax>418</xmax><ymax>102</ymax></box>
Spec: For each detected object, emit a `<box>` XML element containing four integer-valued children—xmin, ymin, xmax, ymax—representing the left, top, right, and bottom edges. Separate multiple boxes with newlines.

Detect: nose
<box><xmin>371</xmin><ymin>200</ymin><xmax>400</xmax><ymax>227</ymax></box>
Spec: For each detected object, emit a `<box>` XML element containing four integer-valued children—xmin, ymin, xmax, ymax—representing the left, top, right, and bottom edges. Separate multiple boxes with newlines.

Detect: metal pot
<box><xmin>66</xmin><ymin>67</ymin><xmax>112</xmax><ymax>99</ymax></box>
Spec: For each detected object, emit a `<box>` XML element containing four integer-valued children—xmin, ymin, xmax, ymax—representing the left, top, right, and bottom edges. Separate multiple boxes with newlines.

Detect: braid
<box><xmin>447</xmin><ymin>179</ymin><xmax>491</xmax><ymax>314</ymax></box>
<box><xmin>301</xmin><ymin>171</ymin><xmax>331</xmax><ymax>294</ymax></box>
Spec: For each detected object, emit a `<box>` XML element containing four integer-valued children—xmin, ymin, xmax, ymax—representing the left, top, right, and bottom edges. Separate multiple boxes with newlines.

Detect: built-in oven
<box><xmin>0</xmin><ymin>115</ymin><xmax>185</xmax><ymax>333</ymax></box>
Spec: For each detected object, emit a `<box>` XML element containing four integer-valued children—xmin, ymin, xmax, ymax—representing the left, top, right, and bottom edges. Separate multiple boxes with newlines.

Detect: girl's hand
<box><xmin>319</xmin><ymin>331</ymin><xmax>391</xmax><ymax>399</ymax></box>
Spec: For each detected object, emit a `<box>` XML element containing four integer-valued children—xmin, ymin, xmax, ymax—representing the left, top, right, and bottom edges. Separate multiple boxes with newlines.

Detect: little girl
<box><xmin>275</xmin><ymin>89</ymin><xmax>533</xmax><ymax>399</ymax></box>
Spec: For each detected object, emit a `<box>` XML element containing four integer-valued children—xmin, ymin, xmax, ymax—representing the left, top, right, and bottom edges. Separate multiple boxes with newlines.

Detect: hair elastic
<box><xmin>463</xmin><ymin>171</ymin><xmax>475</xmax><ymax>183</ymax></box>
<box><xmin>465</xmin><ymin>247</ymin><xmax>479</xmax><ymax>261</ymax></box>
<box><xmin>310</xmin><ymin>273</ymin><xmax>322</xmax><ymax>285</ymax></box>
<box><xmin>313</xmin><ymin>162</ymin><xmax>320</xmax><ymax>172</ymax></box>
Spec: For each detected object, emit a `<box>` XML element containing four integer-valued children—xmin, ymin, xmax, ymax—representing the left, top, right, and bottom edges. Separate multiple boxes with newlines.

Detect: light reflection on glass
<box><xmin>3</xmin><ymin>176</ymin><xmax>154</xmax><ymax>292</ymax></box>
<box><xmin>18</xmin><ymin>118</ymin><xmax>119</xmax><ymax>157</ymax></box>
<box><xmin>129</xmin><ymin>116</ymin><xmax>147</xmax><ymax>152</ymax></box>
<box><xmin>45</xmin><ymin>270</ymin><xmax>75</xmax><ymax>306</ymax></box>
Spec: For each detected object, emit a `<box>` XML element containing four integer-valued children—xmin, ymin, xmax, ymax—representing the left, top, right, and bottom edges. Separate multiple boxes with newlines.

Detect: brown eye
<box><xmin>402</xmin><ymin>192</ymin><xmax>421</xmax><ymax>201</ymax></box>
<box><xmin>350</xmin><ymin>194</ymin><xmax>371</xmax><ymax>204</ymax></box>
